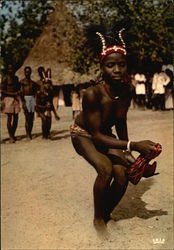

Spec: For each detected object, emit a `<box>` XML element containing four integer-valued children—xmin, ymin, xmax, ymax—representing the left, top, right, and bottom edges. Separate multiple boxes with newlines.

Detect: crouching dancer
<box><xmin>70</xmin><ymin>28</ymin><xmax>161</xmax><ymax>230</ymax></box>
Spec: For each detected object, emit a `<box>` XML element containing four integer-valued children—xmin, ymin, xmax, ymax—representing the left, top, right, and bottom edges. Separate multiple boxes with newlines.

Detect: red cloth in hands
<box><xmin>127</xmin><ymin>143</ymin><xmax>162</xmax><ymax>185</ymax></box>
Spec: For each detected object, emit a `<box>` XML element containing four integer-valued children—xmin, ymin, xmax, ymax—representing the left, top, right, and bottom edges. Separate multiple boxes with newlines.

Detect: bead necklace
<box><xmin>103</xmin><ymin>83</ymin><xmax>119</xmax><ymax>100</ymax></box>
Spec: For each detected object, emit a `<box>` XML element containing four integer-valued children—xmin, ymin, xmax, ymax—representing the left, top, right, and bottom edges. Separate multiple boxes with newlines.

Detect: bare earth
<box><xmin>1</xmin><ymin>107</ymin><xmax>174</xmax><ymax>250</ymax></box>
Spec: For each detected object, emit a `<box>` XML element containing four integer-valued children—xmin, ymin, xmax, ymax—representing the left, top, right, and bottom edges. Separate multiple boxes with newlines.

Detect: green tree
<box><xmin>68</xmin><ymin>0</ymin><xmax>174</xmax><ymax>73</ymax></box>
<box><xmin>1</xmin><ymin>0</ymin><xmax>173</xmax><ymax>75</ymax></box>
<box><xmin>0</xmin><ymin>0</ymin><xmax>54</xmax><ymax>72</ymax></box>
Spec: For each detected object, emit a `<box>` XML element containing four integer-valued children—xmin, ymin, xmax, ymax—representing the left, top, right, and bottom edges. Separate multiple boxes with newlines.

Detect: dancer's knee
<box><xmin>96</xmin><ymin>158</ymin><xmax>113</xmax><ymax>180</ymax></box>
<box><xmin>113</xmin><ymin>165</ymin><xmax>127</xmax><ymax>186</ymax></box>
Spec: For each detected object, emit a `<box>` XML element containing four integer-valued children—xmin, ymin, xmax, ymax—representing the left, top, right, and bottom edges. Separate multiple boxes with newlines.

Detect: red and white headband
<box><xmin>96</xmin><ymin>28</ymin><xmax>126</xmax><ymax>63</ymax></box>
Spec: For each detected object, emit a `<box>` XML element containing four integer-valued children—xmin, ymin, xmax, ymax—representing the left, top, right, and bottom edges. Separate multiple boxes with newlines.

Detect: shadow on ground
<box><xmin>111</xmin><ymin>178</ymin><xmax>168</xmax><ymax>221</ymax></box>
<box><xmin>1</xmin><ymin>129</ymin><xmax>70</xmax><ymax>144</ymax></box>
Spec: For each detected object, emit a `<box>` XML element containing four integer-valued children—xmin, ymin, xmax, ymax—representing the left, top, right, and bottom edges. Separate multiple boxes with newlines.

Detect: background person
<box><xmin>134</xmin><ymin>72</ymin><xmax>146</xmax><ymax>109</ymax></box>
<box><xmin>152</xmin><ymin>69</ymin><xmax>170</xmax><ymax>111</ymax></box>
<box><xmin>165</xmin><ymin>69</ymin><xmax>173</xmax><ymax>110</ymax></box>
<box><xmin>1</xmin><ymin>64</ymin><xmax>21</xmax><ymax>143</ymax></box>
<box><xmin>71</xmin><ymin>83</ymin><xmax>80</xmax><ymax>119</ymax></box>
<box><xmin>20</xmin><ymin>66</ymin><xmax>37</xmax><ymax>140</ymax></box>
<box><xmin>45</xmin><ymin>68</ymin><xmax>60</xmax><ymax>120</ymax></box>
<box><xmin>35</xmin><ymin>67</ymin><xmax>59</xmax><ymax>139</ymax></box>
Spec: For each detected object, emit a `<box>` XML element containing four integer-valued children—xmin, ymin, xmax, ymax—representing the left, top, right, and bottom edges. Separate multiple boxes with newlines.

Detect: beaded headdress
<box><xmin>42</xmin><ymin>68</ymin><xmax>51</xmax><ymax>82</ymax></box>
<box><xmin>96</xmin><ymin>28</ymin><xmax>126</xmax><ymax>63</ymax></box>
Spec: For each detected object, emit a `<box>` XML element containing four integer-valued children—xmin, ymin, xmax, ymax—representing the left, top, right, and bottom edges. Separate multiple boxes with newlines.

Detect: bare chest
<box><xmin>22</xmin><ymin>80</ymin><xmax>34</xmax><ymax>95</ymax></box>
<box><xmin>6</xmin><ymin>77</ymin><xmax>19</xmax><ymax>92</ymax></box>
<box><xmin>100</xmin><ymin>97</ymin><xmax>129</xmax><ymax>126</ymax></box>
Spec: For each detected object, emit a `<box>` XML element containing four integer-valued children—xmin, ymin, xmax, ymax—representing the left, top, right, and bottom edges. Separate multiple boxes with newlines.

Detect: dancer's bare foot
<box><xmin>93</xmin><ymin>218</ymin><xmax>106</xmax><ymax>231</ymax></box>
<box><xmin>103</xmin><ymin>212</ymin><xmax>111</xmax><ymax>224</ymax></box>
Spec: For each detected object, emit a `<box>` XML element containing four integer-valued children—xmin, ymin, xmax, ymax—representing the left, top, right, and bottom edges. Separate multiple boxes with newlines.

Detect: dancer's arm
<box><xmin>83</xmin><ymin>89</ymin><xmax>156</xmax><ymax>154</ymax></box>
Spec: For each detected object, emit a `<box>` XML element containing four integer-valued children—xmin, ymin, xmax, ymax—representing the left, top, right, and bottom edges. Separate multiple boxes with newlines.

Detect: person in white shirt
<box><xmin>134</xmin><ymin>73</ymin><xmax>146</xmax><ymax>108</ymax></box>
<box><xmin>165</xmin><ymin>69</ymin><xmax>173</xmax><ymax>110</ymax></box>
<box><xmin>152</xmin><ymin>70</ymin><xmax>170</xmax><ymax>110</ymax></box>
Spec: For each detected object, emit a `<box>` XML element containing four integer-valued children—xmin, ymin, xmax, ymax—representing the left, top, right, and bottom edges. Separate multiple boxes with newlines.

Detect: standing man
<box><xmin>70</xmin><ymin>28</ymin><xmax>160</xmax><ymax>230</ymax></box>
<box><xmin>1</xmin><ymin>64</ymin><xmax>21</xmax><ymax>143</ymax></box>
<box><xmin>134</xmin><ymin>72</ymin><xmax>146</xmax><ymax>108</ymax></box>
<box><xmin>152</xmin><ymin>69</ymin><xmax>170</xmax><ymax>110</ymax></box>
<box><xmin>20</xmin><ymin>66</ymin><xmax>37</xmax><ymax>140</ymax></box>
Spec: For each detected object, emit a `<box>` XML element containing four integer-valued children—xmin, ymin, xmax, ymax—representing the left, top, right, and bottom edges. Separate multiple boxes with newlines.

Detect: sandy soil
<box><xmin>1</xmin><ymin>106</ymin><xmax>174</xmax><ymax>250</ymax></box>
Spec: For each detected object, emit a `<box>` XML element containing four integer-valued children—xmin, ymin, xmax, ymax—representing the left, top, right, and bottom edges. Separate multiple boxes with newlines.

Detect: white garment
<box><xmin>58</xmin><ymin>88</ymin><xmax>65</xmax><ymax>106</ymax></box>
<box><xmin>165</xmin><ymin>89</ymin><xmax>173</xmax><ymax>109</ymax></box>
<box><xmin>135</xmin><ymin>73</ymin><xmax>146</xmax><ymax>95</ymax></box>
<box><xmin>152</xmin><ymin>72</ymin><xmax>170</xmax><ymax>94</ymax></box>
<box><xmin>135</xmin><ymin>84</ymin><xmax>146</xmax><ymax>95</ymax></box>
<box><xmin>162</xmin><ymin>64</ymin><xmax>174</xmax><ymax>72</ymax></box>
<box><xmin>24</xmin><ymin>96</ymin><xmax>35</xmax><ymax>112</ymax></box>
<box><xmin>135</xmin><ymin>73</ymin><xmax>146</xmax><ymax>82</ymax></box>
<box><xmin>71</xmin><ymin>91</ymin><xmax>80</xmax><ymax>111</ymax></box>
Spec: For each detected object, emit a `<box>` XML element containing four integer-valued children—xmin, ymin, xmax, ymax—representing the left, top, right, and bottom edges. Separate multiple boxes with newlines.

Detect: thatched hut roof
<box><xmin>16</xmin><ymin>2</ymin><xmax>96</xmax><ymax>85</ymax></box>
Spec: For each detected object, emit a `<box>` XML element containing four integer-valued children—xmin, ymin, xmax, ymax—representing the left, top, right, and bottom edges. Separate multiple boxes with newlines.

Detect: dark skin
<box><xmin>72</xmin><ymin>53</ymin><xmax>156</xmax><ymax>230</ymax></box>
<box><xmin>1</xmin><ymin>65</ymin><xmax>20</xmax><ymax>143</ymax></box>
<box><xmin>36</xmin><ymin>69</ymin><xmax>59</xmax><ymax>139</ymax></box>
<box><xmin>36</xmin><ymin>77</ymin><xmax>51</xmax><ymax>139</ymax></box>
<box><xmin>20</xmin><ymin>67</ymin><xmax>37</xmax><ymax>139</ymax></box>
<box><xmin>45</xmin><ymin>80</ymin><xmax>60</xmax><ymax>121</ymax></box>
<box><xmin>45</xmin><ymin>68</ymin><xmax>60</xmax><ymax>120</ymax></box>
<box><xmin>37</xmin><ymin>68</ymin><xmax>60</xmax><ymax>120</ymax></box>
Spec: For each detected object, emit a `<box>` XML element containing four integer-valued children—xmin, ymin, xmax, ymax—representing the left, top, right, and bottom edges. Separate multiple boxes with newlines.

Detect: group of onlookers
<box><xmin>1</xmin><ymin>64</ymin><xmax>173</xmax><ymax>143</ymax></box>
<box><xmin>1</xmin><ymin>65</ymin><xmax>60</xmax><ymax>143</ymax></box>
<box><xmin>131</xmin><ymin>68</ymin><xmax>173</xmax><ymax>111</ymax></box>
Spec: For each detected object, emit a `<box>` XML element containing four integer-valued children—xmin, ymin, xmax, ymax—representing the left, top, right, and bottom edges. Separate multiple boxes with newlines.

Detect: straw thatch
<box><xmin>16</xmin><ymin>1</ymin><xmax>96</xmax><ymax>85</ymax></box>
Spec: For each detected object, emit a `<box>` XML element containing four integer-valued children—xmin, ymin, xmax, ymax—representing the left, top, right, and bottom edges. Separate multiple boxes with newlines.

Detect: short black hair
<box><xmin>38</xmin><ymin>66</ymin><xmax>45</xmax><ymax>73</ymax></box>
<box><xmin>24</xmin><ymin>66</ymin><xmax>31</xmax><ymax>72</ymax></box>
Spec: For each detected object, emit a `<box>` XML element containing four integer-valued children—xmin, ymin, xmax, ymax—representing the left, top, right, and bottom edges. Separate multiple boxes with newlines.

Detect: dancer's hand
<box><xmin>131</xmin><ymin>140</ymin><xmax>156</xmax><ymax>155</ymax></box>
<box><xmin>124</xmin><ymin>151</ymin><xmax>136</xmax><ymax>164</ymax></box>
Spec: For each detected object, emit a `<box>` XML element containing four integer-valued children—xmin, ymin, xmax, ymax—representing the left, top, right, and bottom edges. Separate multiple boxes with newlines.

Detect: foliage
<box><xmin>0</xmin><ymin>0</ymin><xmax>54</xmax><ymax>72</ymax></box>
<box><xmin>1</xmin><ymin>0</ymin><xmax>173</xmax><ymax>75</ymax></box>
<box><xmin>68</xmin><ymin>0</ymin><xmax>174</xmax><ymax>74</ymax></box>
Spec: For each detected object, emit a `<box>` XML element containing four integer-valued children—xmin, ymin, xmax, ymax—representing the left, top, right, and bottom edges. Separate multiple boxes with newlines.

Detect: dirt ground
<box><xmin>1</xmin><ymin>106</ymin><xmax>174</xmax><ymax>250</ymax></box>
